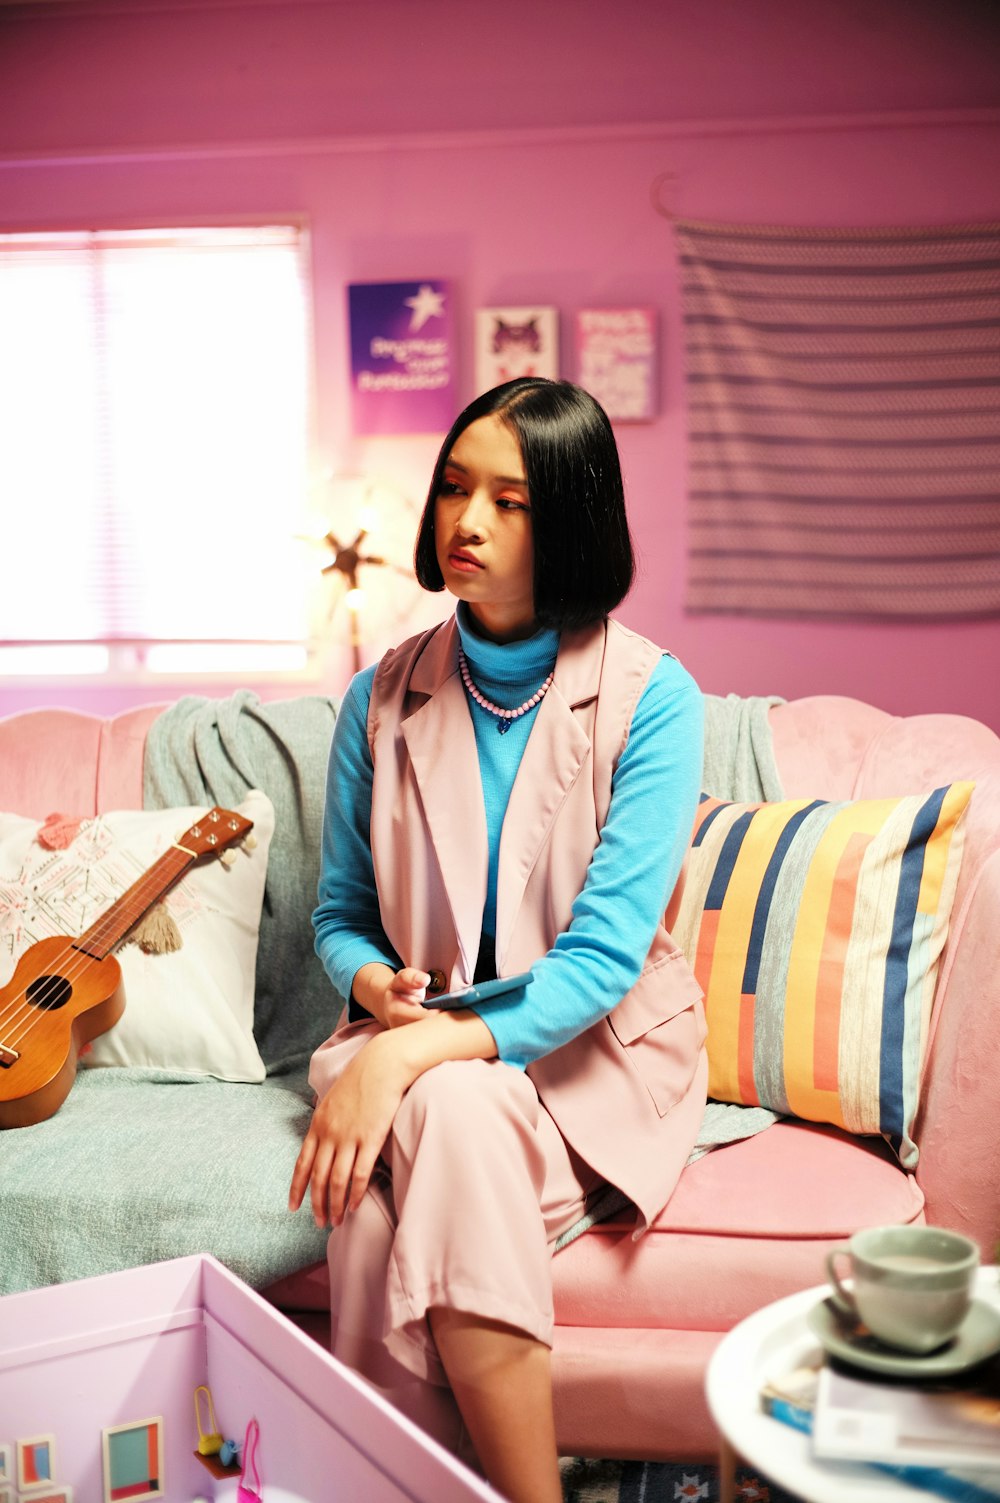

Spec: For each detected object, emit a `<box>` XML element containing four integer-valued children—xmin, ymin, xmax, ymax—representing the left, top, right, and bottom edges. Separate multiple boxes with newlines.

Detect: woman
<box><xmin>289</xmin><ymin>378</ymin><xmax>707</xmax><ymax>1503</ymax></box>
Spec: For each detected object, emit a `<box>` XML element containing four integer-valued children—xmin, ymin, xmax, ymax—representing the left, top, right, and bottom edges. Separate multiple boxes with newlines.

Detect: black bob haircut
<box><xmin>413</xmin><ymin>378</ymin><xmax>635</xmax><ymax>631</ymax></box>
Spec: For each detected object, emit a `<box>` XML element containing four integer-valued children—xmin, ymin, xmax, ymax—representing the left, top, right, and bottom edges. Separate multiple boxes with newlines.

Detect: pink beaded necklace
<box><xmin>458</xmin><ymin>648</ymin><xmax>554</xmax><ymax>735</ymax></box>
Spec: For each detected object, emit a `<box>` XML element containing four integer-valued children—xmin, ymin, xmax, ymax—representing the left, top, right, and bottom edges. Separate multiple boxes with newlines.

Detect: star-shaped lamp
<box><xmin>301</xmin><ymin>474</ymin><xmax>420</xmax><ymax>676</ymax></box>
<box><xmin>319</xmin><ymin>524</ymin><xmax>388</xmax><ymax>673</ymax></box>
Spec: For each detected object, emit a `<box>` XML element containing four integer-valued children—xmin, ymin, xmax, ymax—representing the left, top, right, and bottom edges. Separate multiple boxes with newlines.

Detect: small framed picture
<box><xmin>102</xmin><ymin>1418</ymin><xmax>164</xmax><ymax>1503</ymax></box>
<box><xmin>0</xmin><ymin>1444</ymin><xmax>11</xmax><ymax>1481</ymax></box>
<box><xmin>575</xmin><ymin>308</ymin><xmax>658</xmax><ymax>421</ymax></box>
<box><xmin>18</xmin><ymin>1490</ymin><xmax>72</xmax><ymax>1503</ymax></box>
<box><xmin>474</xmin><ymin>306</ymin><xmax>559</xmax><ymax>392</ymax></box>
<box><xmin>17</xmin><ymin>1435</ymin><xmax>56</xmax><ymax>1493</ymax></box>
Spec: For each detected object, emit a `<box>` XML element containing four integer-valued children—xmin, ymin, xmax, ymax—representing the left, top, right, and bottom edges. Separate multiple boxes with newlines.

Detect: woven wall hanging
<box><xmin>676</xmin><ymin>219</ymin><xmax>1000</xmax><ymax>619</ymax></box>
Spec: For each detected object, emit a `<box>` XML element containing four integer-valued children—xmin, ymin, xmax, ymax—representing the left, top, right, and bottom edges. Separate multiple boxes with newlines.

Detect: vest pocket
<box><xmin>607</xmin><ymin>956</ymin><xmax>707</xmax><ymax>1117</ymax></box>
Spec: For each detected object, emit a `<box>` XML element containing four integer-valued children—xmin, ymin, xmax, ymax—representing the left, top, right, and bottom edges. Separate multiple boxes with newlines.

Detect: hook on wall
<box><xmin>650</xmin><ymin>170</ymin><xmax>678</xmax><ymax>220</ymax></box>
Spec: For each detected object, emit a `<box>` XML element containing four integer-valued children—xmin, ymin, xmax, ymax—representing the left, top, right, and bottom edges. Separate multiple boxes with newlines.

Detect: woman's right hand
<box><xmin>352</xmin><ymin>961</ymin><xmax>432</xmax><ymax>1029</ymax></box>
<box><xmin>289</xmin><ymin>1026</ymin><xmax>411</xmax><ymax>1226</ymax></box>
<box><xmin>381</xmin><ymin>966</ymin><xmax>433</xmax><ymax>1028</ymax></box>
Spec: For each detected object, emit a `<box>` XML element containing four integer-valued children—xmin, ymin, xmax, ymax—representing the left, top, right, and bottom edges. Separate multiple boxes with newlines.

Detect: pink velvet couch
<box><xmin>1</xmin><ymin>693</ymin><xmax>998</xmax><ymax>1461</ymax></box>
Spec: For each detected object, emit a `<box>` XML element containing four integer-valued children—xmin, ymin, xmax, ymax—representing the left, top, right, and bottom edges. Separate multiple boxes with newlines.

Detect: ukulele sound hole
<box><xmin>26</xmin><ymin>974</ymin><xmax>72</xmax><ymax>1011</ymax></box>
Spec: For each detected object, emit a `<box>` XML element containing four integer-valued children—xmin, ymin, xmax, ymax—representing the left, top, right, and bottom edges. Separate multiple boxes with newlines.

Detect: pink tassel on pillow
<box><xmin>37</xmin><ymin>813</ymin><xmax>86</xmax><ymax>850</ymax></box>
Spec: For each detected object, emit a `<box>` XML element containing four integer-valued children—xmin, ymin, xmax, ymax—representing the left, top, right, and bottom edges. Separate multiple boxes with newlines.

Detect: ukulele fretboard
<box><xmin>73</xmin><ymin>846</ymin><xmax>194</xmax><ymax>959</ymax></box>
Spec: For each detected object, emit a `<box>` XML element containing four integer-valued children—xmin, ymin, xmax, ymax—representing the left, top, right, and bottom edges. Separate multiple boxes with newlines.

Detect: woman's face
<box><xmin>434</xmin><ymin>413</ymin><xmax>536</xmax><ymax>642</ymax></box>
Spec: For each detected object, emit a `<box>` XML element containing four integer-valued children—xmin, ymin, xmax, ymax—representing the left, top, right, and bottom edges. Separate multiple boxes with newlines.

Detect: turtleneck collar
<box><xmin>455</xmin><ymin>603</ymin><xmax>559</xmax><ymax>692</ymax></box>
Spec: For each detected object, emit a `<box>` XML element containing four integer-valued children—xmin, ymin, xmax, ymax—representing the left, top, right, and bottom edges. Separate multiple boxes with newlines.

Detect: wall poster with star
<box><xmin>348</xmin><ymin>280</ymin><xmax>457</xmax><ymax>434</ymax></box>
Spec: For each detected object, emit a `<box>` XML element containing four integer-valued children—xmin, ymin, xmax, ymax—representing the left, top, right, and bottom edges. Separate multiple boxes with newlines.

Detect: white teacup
<box><xmin>825</xmin><ymin>1225</ymin><xmax>980</xmax><ymax>1354</ymax></box>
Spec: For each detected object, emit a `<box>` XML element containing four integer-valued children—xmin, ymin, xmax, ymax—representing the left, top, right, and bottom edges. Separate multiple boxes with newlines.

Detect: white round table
<box><xmin>705</xmin><ymin>1268</ymin><xmax>1000</xmax><ymax>1503</ymax></box>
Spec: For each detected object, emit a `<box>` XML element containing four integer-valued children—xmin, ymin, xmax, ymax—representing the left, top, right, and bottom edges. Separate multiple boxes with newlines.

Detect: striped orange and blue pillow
<box><xmin>667</xmin><ymin>783</ymin><xmax>974</xmax><ymax>1167</ymax></box>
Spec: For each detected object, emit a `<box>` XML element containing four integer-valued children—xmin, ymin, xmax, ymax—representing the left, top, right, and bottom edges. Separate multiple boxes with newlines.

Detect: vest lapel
<box><xmin>401</xmin><ymin>622</ymin><xmax>489</xmax><ymax>980</ymax></box>
<box><xmin>496</xmin><ymin>624</ymin><xmax>606</xmax><ymax>962</ymax></box>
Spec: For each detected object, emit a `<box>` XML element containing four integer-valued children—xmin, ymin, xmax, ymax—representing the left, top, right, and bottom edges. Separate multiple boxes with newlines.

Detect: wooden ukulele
<box><xmin>0</xmin><ymin>806</ymin><xmax>254</xmax><ymax>1129</ymax></box>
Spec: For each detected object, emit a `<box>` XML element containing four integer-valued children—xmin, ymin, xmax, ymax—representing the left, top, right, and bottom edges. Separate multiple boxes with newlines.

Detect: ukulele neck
<box><xmin>73</xmin><ymin>845</ymin><xmax>195</xmax><ymax>960</ymax></box>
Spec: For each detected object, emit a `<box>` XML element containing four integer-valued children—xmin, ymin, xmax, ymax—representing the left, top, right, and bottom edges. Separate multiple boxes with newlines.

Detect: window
<box><xmin>0</xmin><ymin>224</ymin><xmax>314</xmax><ymax>677</ymax></box>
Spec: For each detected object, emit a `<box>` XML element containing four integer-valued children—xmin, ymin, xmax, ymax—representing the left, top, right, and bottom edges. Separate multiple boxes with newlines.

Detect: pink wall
<box><xmin>1</xmin><ymin>0</ymin><xmax>999</xmax><ymax>729</ymax></box>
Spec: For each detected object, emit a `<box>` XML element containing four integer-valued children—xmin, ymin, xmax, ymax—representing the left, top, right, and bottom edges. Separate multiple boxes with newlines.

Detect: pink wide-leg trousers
<box><xmin>309</xmin><ymin>1023</ymin><xmax>601</xmax><ymax>1453</ymax></box>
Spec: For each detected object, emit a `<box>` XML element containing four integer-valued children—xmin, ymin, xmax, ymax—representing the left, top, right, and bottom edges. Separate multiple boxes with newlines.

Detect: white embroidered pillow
<box><xmin>0</xmin><ymin>791</ymin><xmax>273</xmax><ymax>1081</ymax></box>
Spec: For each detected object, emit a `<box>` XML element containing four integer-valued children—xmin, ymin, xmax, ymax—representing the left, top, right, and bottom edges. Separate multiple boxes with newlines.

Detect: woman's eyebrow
<box><xmin>444</xmin><ymin>457</ymin><xmax>528</xmax><ymax>488</ymax></box>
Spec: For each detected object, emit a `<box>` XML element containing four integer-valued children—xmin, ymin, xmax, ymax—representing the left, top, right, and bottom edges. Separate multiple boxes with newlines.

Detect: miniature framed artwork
<box><xmin>17</xmin><ymin>1435</ymin><xmax>56</xmax><ymax>1492</ymax></box>
<box><xmin>475</xmin><ymin>306</ymin><xmax>558</xmax><ymax>391</ymax></box>
<box><xmin>102</xmin><ymin>1417</ymin><xmax>164</xmax><ymax>1503</ymax></box>
<box><xmin>0</xmin><ymin>1445</ymin><xmax>11</xmax><ymax>1482</ymax></box>
<box><xmin>575</xmin><ymin>307</ymin><xmax>658</xmax><ymax>421</ymax></box>
<box><xmin>18</xmin><ymin>1490</ymin><xmax>72</xmax><ymax>1503</ymax></box>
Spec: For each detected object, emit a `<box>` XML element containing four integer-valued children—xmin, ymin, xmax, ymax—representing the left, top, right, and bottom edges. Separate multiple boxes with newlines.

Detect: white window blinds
<box><xmin>0</xmin><ymin>225</ymin><xmax>312</xmax><ymax>670</ymax></box>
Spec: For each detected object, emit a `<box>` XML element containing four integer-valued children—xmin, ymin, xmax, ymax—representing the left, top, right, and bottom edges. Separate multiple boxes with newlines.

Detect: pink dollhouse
<box><xmin>0</xmin><ymin>1255</ymin><xmax>493</xmax><ymax>1503</ymax></box>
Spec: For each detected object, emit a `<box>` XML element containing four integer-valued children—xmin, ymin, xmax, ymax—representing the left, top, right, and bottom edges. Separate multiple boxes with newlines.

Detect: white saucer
<box><xmin>806</xmin><ymin>1295</ymin><xmax>1000</xmax><ymax>1378</ymax></box>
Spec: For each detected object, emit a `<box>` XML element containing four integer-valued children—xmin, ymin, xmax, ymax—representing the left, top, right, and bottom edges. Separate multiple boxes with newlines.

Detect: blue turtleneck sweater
<box><xmin>313</xmin><ymin>606</ymin><xmax>703</xmax><ymax>1068</ymax></box>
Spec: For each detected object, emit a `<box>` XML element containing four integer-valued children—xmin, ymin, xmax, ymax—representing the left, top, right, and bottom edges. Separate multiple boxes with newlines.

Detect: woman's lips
<box><xmin>448</xmin><ymin>550</ymin><xmax>484</xmax><ymax>573</ymax></box>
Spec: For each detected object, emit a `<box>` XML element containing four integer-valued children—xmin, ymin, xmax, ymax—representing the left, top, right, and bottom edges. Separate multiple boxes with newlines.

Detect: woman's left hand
<box><xmin>288</xmin><ymin>1030</ymin><xmax>410</xmax><ymax>1228</ymax></box>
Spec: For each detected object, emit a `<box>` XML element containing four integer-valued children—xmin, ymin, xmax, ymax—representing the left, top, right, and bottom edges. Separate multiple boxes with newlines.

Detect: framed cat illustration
<box><xmin>474</xmin><ymin>305</ymin><xmax>559</xmax><ymax>390</ymax></box>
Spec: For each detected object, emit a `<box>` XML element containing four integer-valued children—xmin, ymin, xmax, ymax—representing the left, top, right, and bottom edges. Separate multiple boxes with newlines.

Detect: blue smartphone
<box><xmin>421</xmin><ymin>971</ymin><xmax>533</xmax><ymax>1010</ymax></box>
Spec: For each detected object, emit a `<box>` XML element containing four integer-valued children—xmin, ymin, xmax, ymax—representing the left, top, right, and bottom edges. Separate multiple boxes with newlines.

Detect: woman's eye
<box><xmin>440</xmin><ymin>480</ymin><xmax>464</xmax><ymax>497</ymax></box>
<box><xmin>496</xmin><ymin>497</ymin><xmax>529</xmax><ymax>512</ymax></box>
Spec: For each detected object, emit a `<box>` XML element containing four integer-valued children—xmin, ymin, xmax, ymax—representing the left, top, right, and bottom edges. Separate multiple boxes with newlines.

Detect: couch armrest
<box><xmin>915</xmin><ymin>846</ymin><xmax>1000</xmax><ymax>1257</ymax></box>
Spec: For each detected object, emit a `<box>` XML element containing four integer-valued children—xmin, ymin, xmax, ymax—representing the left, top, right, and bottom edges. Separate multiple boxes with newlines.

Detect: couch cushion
<box><xmin>0</xmin><ymin>1068</ymin><xmax>329</xmax><ymax>1294</ymax></box>
<box><xmin>652</xmin><ymin>1119</ymin><xmax>922</xmax><ymax>1237</ymax></box>
<box><xmin>666</xmin><ymin>784</ymin><xmax>973</xmax><ymax>1167</ymax></box>
<box><xmin>270</xmin><ymin>1121</ymin><xmax>924</xmax><ymax>1337</ymax></box>
<box><xmin>551</xmin><ymin>1121</ymin><xmax>924</xmax><ymax>1332</ymax></box>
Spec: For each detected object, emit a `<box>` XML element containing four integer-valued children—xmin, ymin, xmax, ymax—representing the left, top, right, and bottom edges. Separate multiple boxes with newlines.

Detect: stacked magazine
<box><xmin>761</xmin><ymin>1356</ymin><xmax>1000</xmax><ymax>1502</ymax></box>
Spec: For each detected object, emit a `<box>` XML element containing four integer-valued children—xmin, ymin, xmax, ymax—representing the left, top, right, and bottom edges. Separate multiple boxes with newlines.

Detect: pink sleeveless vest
<box><xmin>367</xmin><ymin>615</ymin><xmax>707</xmax><ymax>1231</ymax></box>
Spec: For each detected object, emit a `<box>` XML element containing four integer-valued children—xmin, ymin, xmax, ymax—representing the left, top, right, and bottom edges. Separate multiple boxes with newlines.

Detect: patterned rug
<box><xmin>559</xmin><ymin>1457</ymin><xmax>801</xmax><ymax>1502</ymax></box>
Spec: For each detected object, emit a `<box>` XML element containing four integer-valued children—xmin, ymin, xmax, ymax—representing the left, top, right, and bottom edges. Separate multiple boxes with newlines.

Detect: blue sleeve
<box><xmin>478</xmin><ymin>655</ymin><xmax>704</xmax><ymax>1069</ymax></box>
<box><xmin>312</xmin><ymin>667</ymin><xmax>402</xmax><ymax>1011</ymax></box>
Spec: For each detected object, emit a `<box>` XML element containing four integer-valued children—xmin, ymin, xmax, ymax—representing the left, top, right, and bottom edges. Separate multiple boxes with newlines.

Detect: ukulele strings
<box><xmin>0</xmin><ymin>815</ymin><xmax>241</xmax><ymax>1055</ymax></box>
<box><xmin>0</xmin><ymin>848</ymin><xmax>195</xmax><ymax>1054</ymax></box>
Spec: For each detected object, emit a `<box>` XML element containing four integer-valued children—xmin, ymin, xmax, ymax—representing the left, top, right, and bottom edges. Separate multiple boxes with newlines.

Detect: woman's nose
<box><xmin>455</xmin><ymin>492</ymin><xmax>488</xmax><ymax>538</ymax></box>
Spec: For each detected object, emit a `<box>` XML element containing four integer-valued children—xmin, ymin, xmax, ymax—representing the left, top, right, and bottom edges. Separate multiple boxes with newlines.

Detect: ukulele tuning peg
<box><xmin>243</xmin><ymin>833</ymin><xmax>258</xmax><ymax>851</ymax></box>
<box><xmin>219</xmin><ymin>849</ymin><xmax>238</xmax><ymax>868</ymax></box>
